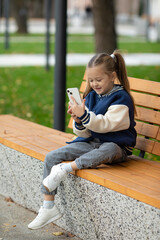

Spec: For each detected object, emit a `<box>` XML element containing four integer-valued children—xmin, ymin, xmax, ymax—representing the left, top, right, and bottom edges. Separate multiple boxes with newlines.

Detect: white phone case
<box><xmin>67</xmin><ymin>88</ymin><xmax>82</xmax><ymax>105</ymax></box>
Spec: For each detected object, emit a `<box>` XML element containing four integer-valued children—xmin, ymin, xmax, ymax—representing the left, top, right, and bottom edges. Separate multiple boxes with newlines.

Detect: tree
<box><xmin>92</xmin><ymin>0</ymin><xmax>117</xmax><ymax>54</ymax></box>
<box><xmin>10</xmin><ymin>0</ymin><xmax>28</xmax><ymax>33</ymax></box>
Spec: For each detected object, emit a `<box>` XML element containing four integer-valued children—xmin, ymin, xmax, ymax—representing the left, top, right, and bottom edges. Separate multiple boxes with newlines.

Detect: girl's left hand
<box><xmin>70</xmin><ymin>96</ymin><xmax>86</xmax><ymax>118</ymax></box>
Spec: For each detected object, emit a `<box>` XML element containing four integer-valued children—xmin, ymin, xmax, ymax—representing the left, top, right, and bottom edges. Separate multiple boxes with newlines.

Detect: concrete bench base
<box><xmin>0</xmin><ymin>143</ymin><xmax>159</xmax><ymax>240</ymax></box>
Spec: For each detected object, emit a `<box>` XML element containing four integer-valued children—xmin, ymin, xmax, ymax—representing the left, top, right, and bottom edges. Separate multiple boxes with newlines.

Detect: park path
<box><xmin>0</xmin><ymin>53</ymin><xmax>160</xmax><ymax>67</ymax></box>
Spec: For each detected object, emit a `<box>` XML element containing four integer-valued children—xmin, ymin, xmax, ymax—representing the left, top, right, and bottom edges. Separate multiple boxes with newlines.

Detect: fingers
<box><xmin>82</xmin><ymin>98</ymin><xmax>86</xmax><ymax>106</ymax></box>
<box><xmin>71</xmin><ymin>113</ymin><xmax>76</xmax><ymax>118</ymax></box>
<box><xmin>70</xmin><ymin>96</ymin><xmax>77</xmax><ymax>105</ymax></box>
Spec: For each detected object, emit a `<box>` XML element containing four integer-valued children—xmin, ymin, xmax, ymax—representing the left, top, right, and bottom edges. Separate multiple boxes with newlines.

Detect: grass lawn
<box><xmin>0</xmin><ymin>34</ymin><xmax>160</xmax><ymax>53</ymax></box>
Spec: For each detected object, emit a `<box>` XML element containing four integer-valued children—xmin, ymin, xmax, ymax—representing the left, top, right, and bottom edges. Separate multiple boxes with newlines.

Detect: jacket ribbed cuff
<box><xmin>75</xmin><ymin>121</ymin><xmax>86</xmax><ymax>130</ymax></box>
<box><xmin>78</xmin><ymin>110</ymin><xmax>90</xmax><ymax>125</ymax></box>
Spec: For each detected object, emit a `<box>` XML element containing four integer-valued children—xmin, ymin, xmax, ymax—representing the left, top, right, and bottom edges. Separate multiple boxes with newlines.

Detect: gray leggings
<box><xmin>41</xmin><ymin>139</ymin><xmax>127</xmax><ymax>195</ymax></box>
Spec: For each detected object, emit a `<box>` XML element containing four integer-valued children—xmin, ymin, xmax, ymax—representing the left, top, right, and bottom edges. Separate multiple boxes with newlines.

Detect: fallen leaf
<box><xmin>13</xmin><ymin>225</ymin><xmax>16</xmax><ymax>227</ymax></box>
<box><xmin>5</xmin><ymin>197</ymin><xmax>13</xmax><ymax>203</ymax></box>
<box><xmin>52</xmin><ymin>232</ymin><xmax>63</xmax><ymax>236</ymax></box>
<box><xmin>3</xmin><ymin>223</ymin><xmax>10</xmax><ymax>226</ymax></box>
<box><xmin>66</xmin><ymin>232</ymin><xmax>75</xmax><ymax>237</ymax></box>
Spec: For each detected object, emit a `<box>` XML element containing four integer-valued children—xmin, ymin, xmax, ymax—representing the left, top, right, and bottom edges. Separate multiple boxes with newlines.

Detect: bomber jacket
<box><xmin>70</xmin><ymin>85</ymin><xmax>137</xmax><ymax>155</ymax></box>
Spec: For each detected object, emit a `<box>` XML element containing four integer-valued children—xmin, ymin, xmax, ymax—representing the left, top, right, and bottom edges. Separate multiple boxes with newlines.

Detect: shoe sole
<box><xmin>28</xmin><ymin>212</ymin><xmax>62</xmax><ymax>230</ymax></box>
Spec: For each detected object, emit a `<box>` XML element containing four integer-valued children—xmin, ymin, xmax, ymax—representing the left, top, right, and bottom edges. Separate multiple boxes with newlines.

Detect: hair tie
<box><xmin>110</xmin><ymin>53</ymin><xmax>116</xmax><ymax>62</ymax></box>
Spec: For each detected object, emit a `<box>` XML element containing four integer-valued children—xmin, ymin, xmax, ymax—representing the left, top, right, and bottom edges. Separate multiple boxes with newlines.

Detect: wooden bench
<box><xmin>0</xmin><ymin>76</ymin><xmax>160</xmax><ymax>209</ymax></box>
<box><xmin>0</xmin><ymin>75</ymin><xmax>160</xmax><ymax>239</ymax></box>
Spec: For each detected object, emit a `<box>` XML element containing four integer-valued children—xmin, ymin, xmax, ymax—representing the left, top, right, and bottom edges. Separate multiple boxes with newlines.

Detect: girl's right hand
<box><xmin>67</xmin><ymin>103</ymin><xmax>72</xmax><ymax>115</ymax></box>
<box><xmin>67</xmin><ymin>103</ymin><xmax>81</xmax><ymax>124</ymax></box>
<box><xmin>71</xmin><ymin>114</ymin><xmax>81</xmax><ymax>124</ymax></box>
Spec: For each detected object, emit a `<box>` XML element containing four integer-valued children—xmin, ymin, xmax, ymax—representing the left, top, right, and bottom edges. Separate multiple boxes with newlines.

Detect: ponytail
<box><xmin>113</xmin><ymin>50</ymin><xmax>136</xmax><ymax>115</ymax></box>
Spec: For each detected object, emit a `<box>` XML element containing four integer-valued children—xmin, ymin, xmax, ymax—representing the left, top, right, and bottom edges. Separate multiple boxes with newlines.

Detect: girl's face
<box><xmin>87</xmin><ymin>64</ymin><xmax>115</xmax><ymax>95</ymax></box>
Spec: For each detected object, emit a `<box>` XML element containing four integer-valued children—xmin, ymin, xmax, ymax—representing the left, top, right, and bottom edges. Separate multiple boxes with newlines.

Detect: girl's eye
<box><xmin>97</xmin><ymin>79</ymin><xmax>102</xmax><ymax>82</ymax></box>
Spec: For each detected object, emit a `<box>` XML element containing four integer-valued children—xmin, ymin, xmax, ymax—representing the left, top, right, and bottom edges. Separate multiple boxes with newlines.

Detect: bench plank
<box><xmin>128</xmin><ymin>77</ymin><xmax>160</xmax><ymax>95</ymax></box>
<box><xmin>80</xmin><ymin>77</ymin><xmax>160</xmax><ymax>96</ymax></box>
<box><xmin>74</xmin><ymin>167</ymin><xmax>160</xmax><ymax>209</ymax></box>
<box><xmin>135</xmin><ymin>107</ymin><xmax>160</xmax><ymax>125</ymax></box>
<box><xmin>100</xmin><ymin>165</ymin><xmax>160</xmax><ymax>193</ymax></box>
<box><xmin>135</xmin><ymin>137</ymin><xmax>154</xmax><ymax>153</ymax></box>
<box><xmin>157</xmin><ymin>128</ymin><xmax>160</xmax><ymax>141</ymax></box>
<box><xmin>0</xmin><ymin>115</ymin><xmax>74</xmax><ymax>139</ymax></box>
<box><xmin>119</xmin><ymin>160</ymin><xmax>160</xmax><ymax>179</ymax></box>
<box><xmin>152</xmin><ymin>142</ymin><xmax>160</xmax><ymax>156</ymax></box>
<box><xmin>135</xmin><ymin>122</ymin><xmax>159</xmax><ymax>138</ymax></box>
<box><xmin>132</xmin><ymin>92</ymin><xmax>160</xmax><ymax>110</ymax></box>
<box><xmin>0</xmin><ymin>136</ymin><xmax>46</xmax><ymax>160</ymax></box>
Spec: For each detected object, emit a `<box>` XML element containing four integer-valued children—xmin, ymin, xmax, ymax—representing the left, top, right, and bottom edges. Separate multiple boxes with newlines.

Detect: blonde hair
<box><xmin>84</xmin><ymin>50</ymin><xmax>136</xmax><ymax>115</ymax></box>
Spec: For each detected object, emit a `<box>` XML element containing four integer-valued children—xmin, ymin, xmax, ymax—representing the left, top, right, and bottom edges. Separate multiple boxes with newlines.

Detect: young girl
<box><xmin>28</xmin><ymin>50</ymin><xmax>137</xmax><ymax>230</ymax></box>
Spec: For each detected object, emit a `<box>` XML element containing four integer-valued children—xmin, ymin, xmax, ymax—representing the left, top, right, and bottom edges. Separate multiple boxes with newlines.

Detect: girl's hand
<box><xmin>70</xmin><ymin>96</ymin><xmax>85</xmax><ymax>117</ymax></box>
<box><xmin>67</xmin><ymin>103</ymin><xmax>72</xmax><ymax>115</ymax></box>
<box><xmin>71</xmin><ymin>114</ymin><xmax>81</xmax><ymax>124</ymax></box>
<box><xmin>67</xmin><ymin>102</ymin><xmax>81</xmax><ymax>123</ymax></box>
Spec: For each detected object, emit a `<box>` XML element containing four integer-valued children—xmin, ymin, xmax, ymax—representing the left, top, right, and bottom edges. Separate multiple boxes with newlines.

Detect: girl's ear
<box><xmin>111</xmin><ymin>71</ymin><xmax>117</xmax><ymax>82</ymax></box>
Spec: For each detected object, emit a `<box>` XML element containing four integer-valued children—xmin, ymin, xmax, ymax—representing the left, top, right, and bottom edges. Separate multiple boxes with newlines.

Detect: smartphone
<box><xmin>67</xmin><ymin>88</ymin><xmax>82</xmax><ymax>105</ymax></box>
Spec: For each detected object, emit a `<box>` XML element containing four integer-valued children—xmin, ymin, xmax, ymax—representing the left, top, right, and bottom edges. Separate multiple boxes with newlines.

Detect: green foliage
<box><xmin>0</xmin><ymin>34</ymin><xmax>160</xmax><ymax>54</ymax></box>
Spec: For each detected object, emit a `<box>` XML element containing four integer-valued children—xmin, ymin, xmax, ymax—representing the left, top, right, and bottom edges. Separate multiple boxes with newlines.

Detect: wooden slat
<box><xmin>0</xmin><ymin>115</ymin><xmax>74</xmax><ymax>139</ymax></box>
<box><xmin>152</xmin><ymin>142</ymin><xmax>160</xmax><ymax>156</ymax></box>
<box><xmin>100</xmin><ymin>167</ymin><xmax>160</xmax><ymax>193</ymax></box>
<box><xmin>68</xmin><ymin>117</ymin><xmax>73</xmax><ymax>129</ymax></box>
<box><xmin>132</xmin><ymin>91</ymin><xmax>160</xmax><ymax>110</ymax></box>
<box><xmin>128</xmin><ymin>155</ymin><xmax>160</xmax><ymax>167</ymax></box>
<box><xmin>74</xmin><ymin>167</ymin><xmax>160</xmax><ymax>209</ymax></box>
<box><xmin>42</xmin><ymin>133</ymin><xmax>75</xmax><ymax>145</ymax></box>
<box><xmin>157</xmin><ymin>128</ymin><xmax>160</xmax><ymax>141</ymax></box>
<box><xmin>0</xmin><ymin>136</ymin><xmax>46</xmax><ymax>161</ymax></box>
<box><xmin>80</xmin><ymin>81</ymin><xmax>86</xmax><ymax>93</ymax></box>
<box><xmin>135</xmin><ymin>107</ymin><xmax>160</xmax><ymax>125</ymax></box>
<box><xmin>120</xmin><ymin>159</ymin><xmax>160</xmax><ymax>179</ymax></box>
<box><xmin>79</xmin><ymin>76</ymin><xmax>160</xmax><ymax>96</ymax></box>
<box><xmin>135</xmin><ymin>137</ymin><xmax>154</xmax><ymax>153</ymax></box>
<box><xmin>135</xmin><ymin>121</ymin><xmax>159</xmax><ymax>138</ymax></box>
<box><xmin>19</xmin><ymin>135</ymin><xmax>65</xmax><ymax>151</ymax></box>
<box><xmin>128</xmin><ymin>77</ymin><xmax>160</xmax><ymax>95</ymax></box>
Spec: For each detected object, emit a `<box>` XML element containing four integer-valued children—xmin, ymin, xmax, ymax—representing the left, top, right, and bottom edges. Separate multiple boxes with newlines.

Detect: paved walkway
<box><xmin>0</xmin><ymin>18</ymin><xmax>137</xmax><ymax>36</ymax></box>
<box><xmin>0</xmin><ymin>53</ymin><xmax>160</xmax><ymax>67</ymax></box>
<box><xmin>0</xmin><ymin>195</ymin><xmax>81</xmax><ymax>240</ymax></box>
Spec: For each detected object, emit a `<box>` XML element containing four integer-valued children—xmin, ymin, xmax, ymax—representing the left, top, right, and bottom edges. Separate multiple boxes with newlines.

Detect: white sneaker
<box><xmin>28</xmin><ymin>205</ymin><xmax>62</xmax><ymax>230</ymax></box>
<box><xmin>43</xmin><ymin>164</ymin><xmax>68</xmax><ymax>192</ymax></box>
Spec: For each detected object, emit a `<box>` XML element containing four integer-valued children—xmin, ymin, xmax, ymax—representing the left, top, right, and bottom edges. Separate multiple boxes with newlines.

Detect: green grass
<box><xmin>0</xmin><ymin>66</ymin><xmax>86</xmax><ymax>128</ymax></box>
<box><xmin>119</xmin><ymin>42</ymin><xmax>160</xmax><ymax>53</ymax></box>
<box><xmin>0</xmin><ymin>34</ymin><xmax>160</xmax><ymax>53</ymax></box>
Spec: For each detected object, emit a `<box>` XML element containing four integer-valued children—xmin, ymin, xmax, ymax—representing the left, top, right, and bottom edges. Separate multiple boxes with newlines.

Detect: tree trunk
<box><xmin>92</xmin><ymin>0</ymin><xmax>117</xmax><ymax>54</ymax></box>
<box><xmin>10</xmin><ymin>0</ymin><xmax>28</xmax><ymax>33</ymax></box>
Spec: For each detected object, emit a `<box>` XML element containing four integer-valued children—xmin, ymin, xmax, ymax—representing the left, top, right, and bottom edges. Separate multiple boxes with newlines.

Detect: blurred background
<box><xmin>0</xmin><ymin>0</ymin><xmax>160</xmax><ymax>134</ymax></box>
